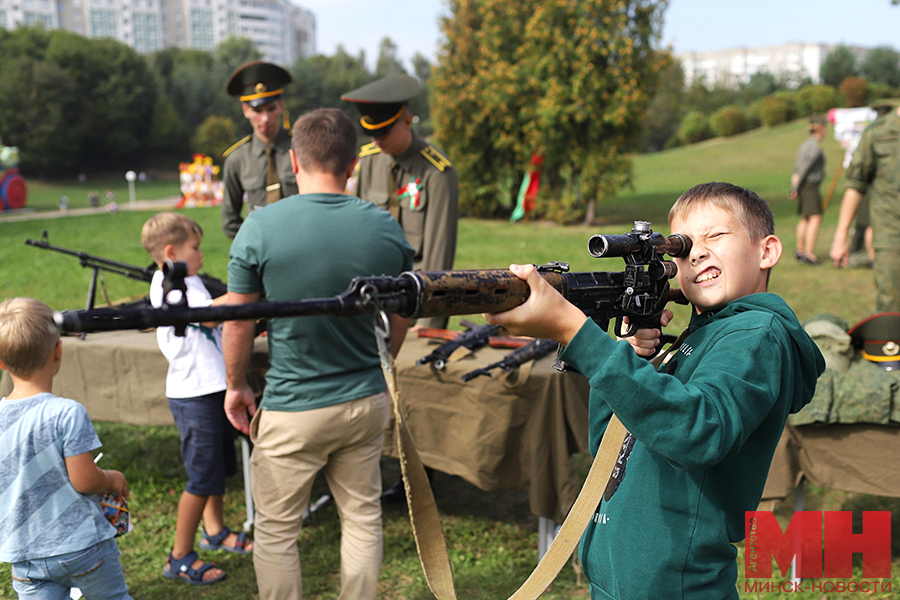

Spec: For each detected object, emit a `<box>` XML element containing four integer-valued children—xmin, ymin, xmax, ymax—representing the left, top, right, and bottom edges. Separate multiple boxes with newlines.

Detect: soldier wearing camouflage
<box><xmin>830</xmin><ymin>105</ymin><xmax>900</xmax><ymax>310</ymax></box>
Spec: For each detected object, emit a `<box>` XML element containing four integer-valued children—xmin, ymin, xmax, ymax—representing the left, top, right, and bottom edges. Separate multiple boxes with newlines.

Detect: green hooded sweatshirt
<box><xmin>559</xmin><ymin>293</ymin><xmax>825</xmax><ymax>600</ymax></box>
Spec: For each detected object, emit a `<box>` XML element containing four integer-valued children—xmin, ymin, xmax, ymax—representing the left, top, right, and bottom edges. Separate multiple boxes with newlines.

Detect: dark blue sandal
<box><xmin>163</xmin><ymin>551</ymin><xmax>226</xmax><ymax>585</ymax></box>
<box><xmin>200</xmin><ymin>526</ymin><xmax>252</xmax><ymax>554</ymax></box>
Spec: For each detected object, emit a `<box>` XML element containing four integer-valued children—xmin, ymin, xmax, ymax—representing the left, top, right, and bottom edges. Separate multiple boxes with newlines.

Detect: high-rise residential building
<box><xmin>678</xmin><ymin>43</ymin><xmax>870</xmax><ymax>88</ymax></box>
<box><xmin>0</xmin><ymin>0</ymin><xmax>315</xmax><ymax>66</ymax></box>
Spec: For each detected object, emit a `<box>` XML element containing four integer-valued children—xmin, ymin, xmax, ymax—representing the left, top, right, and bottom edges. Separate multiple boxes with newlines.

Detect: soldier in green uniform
<box><xmin>830</xmin><ymin>103</ymin><xmax>900</xmax><ymax>311</ymax></box>
<box><xmin>221</xmin><ymin>62</ymin><xmax>299</xmax><ymax>239</ymax></box>
<box><xmin>342</xmin><ymin>73</ymin><xmax>459</xmax><ymax>329</ymax></box>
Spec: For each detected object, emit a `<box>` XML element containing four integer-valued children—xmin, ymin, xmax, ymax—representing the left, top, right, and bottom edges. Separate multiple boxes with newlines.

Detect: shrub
<box><xmin>758</xmin><ymin>96</ymin><xmax>790</xmax><ymax>127</ymax></box>
<box><xmin>796</xmin><ymin>84</ymin><xmax>839</xmax><ymax>116</ymax></box>
<box><xmin>840</xmin><ymin>76</ymin><xmax>871</xmax><ymax>108</ymax></box>
<box><xmin>192</xmin><ymin>115</ymin><xmax>237</xmax><ymax>160</ymax></box>
<box><xmin>678</xmin><ymin>111</ymin><xmax>712</xmax><ymax>145</ymax></box>
<box><xmin>772</xmin><ymin>90</ymin><xmax>799</xmax><ymax>121</ymax></box>
<box><xmin>709</xmin><ymin>105</ymin><xmax>746</xmax><ymax>137</ymax></box>
<box><xmin>744</xmin><ymin>100</ymin><xmax>762</xmax><ymax>130</ymax></box>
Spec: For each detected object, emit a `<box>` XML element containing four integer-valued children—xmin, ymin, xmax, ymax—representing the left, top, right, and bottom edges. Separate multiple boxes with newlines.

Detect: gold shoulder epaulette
<box><xmin>223</xmin><ymin>135</ymin><xmax>252</xmax><ymax>158</ymax></box>
<box><xmin>421</xmin><ymin>145</ymin><xmax>452</xmax><ymax>172</ymax></box>
<box><xmin>359</xmin><ymin>143</ymin><xmax>381</xmax><ymax>158</ymax></box>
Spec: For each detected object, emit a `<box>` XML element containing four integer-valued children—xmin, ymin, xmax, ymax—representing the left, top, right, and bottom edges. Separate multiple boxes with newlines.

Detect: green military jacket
<box><xmin>221</xmin><ymin>128</ymin><xmax>298</xmax><ymax>239</ymax></box>
<box><xmin>844</xmin><ymin>109</ymin><xmax>900</xmax><ymax>249</ymax></box>
<box><xmin>355</xmin><ymin>131</ymin><xmax>458</xmax><ymax>273</ymax></box>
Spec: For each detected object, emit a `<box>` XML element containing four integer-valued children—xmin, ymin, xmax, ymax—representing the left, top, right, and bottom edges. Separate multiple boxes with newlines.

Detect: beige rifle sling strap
<box><xmin>373</xmin><ymin>309</ymin><xmax>687</xmax><ymax>600</ymax></box>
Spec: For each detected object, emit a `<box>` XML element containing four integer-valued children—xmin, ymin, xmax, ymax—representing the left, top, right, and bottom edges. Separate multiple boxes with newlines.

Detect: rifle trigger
<box><xmin>536</xmin><ymin>261</ymin><xmax>570</xmax><ymax>273</ymax></box>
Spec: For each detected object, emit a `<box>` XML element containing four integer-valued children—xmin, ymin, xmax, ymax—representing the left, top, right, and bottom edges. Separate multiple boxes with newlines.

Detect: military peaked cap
<box><xmin>870</xmin><ymin>98</ymin><xmax>900</xmax><ymax>117</ymax></box>
<box><xmin>848</xmin><ymin>313</ymin><xmax>900</xmax><ymax>371</ymax></box>
<box><xmin>341</xmin><ymin>73</ymin><xmax>420</xmax><ymax>136</ymax></box>
<box><xmin>227</xmin><ymin>61</ymin><xmax>292</xmax><ymax>108</ymax></box>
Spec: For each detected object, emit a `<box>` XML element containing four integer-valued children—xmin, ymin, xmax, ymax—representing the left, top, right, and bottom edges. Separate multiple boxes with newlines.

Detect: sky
<box><xmin>293</xmin><ymin>0</ymin><xmax>900</xmax><ymax>70</ymax></box>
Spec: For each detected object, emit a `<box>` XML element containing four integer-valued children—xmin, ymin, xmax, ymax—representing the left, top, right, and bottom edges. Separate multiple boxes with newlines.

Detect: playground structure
<box><xmin>0</xmin><ymin>140</ymin><xmax>27</xmax><ymax>211</ymax></box>
<box><xmin>177</xmin><ymin>153</ymin><xmax>223</xmax><ymax>208</ymax></box>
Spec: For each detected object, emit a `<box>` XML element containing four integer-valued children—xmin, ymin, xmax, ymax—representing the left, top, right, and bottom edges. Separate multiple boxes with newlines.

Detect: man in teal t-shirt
<box><xmin>224</xmin><ymin>108</ymin><xmax>414</xmax><ymax>600</ymax></box>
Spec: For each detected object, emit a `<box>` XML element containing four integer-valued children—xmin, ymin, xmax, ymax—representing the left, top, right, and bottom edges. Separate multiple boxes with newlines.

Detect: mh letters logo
<box><xmin>745</xmin><ymin>511</ymin><xmax>891</xmax><ymax>579</ymax></box>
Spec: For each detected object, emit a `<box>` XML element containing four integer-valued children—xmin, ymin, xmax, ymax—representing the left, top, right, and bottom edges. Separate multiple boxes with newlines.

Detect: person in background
<box><xmin>830</xmin><ymin>102</ymin><xmax>900</xmax><ymax>311</ymax></box>
<box><xmin>342</xmin><ymin>73</ymin><xmax>458</xmax><ymax>329</ymax></box>
<box><xmin>221</xmin><ymin>61</ymin><xmax>298</xmax><ymax>239</ymax></box>
<box><xmin>790</xmin><ymin>115</ymin><xmax>827</xmax><ymax>265</ymax></box>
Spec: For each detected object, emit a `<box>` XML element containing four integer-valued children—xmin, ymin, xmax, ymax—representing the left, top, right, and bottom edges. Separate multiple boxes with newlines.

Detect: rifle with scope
<box><xmin>54</xmin><ymin>221</ymin><xmax>692</xmax><ymax>347</ymax></box>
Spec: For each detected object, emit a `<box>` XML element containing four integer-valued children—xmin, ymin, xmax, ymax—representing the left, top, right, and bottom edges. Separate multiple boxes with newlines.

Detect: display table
<box><xmin>0</xmin><ymin>331</ymin><xmax>591</xmax><ymax>523</ymax></box>
<box><xmin>760</xmin><ymin>354</ymin><xmax>900</xmax><ymax>508</ymax></box>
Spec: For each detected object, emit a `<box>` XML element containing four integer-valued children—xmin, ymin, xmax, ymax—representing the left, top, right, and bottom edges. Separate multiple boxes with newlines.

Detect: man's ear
<box><xmin>346</xmin><ymin>156</ymin><xmax>359</xmax><ymax>179</ymax></box>
<box><xmin>759</xmin><ymin>234</ymin><xmax>783</xmax><ymax>269</ymax></box>
<box><xmin>289</xmin><ymin>148</ymin><xmax>300</xmax><ymax>175</ymax></box>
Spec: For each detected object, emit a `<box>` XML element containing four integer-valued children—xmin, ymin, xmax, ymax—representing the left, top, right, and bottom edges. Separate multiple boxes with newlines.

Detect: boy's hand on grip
<box><xmin>620</xmin><ymin>310</ymin><xmax>673</xmax><ymax>358</ymax></box>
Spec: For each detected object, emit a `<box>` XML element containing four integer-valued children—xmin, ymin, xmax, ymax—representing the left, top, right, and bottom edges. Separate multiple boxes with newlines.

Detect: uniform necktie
<box><xmin>387</xmin><ymin>162</ymin><xmax>401</xmax><ymax>220</ymax></box>
<box><xmin>265</xmin><ymin>146</ymin><xmax>281</xmax><ymax>205</ymax></box>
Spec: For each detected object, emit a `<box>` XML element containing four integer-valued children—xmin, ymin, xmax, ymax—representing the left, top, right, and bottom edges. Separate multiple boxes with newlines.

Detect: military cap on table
<box><xmin>226</xmin><ymin>61</ymin><xmax>292</xmax><ymax>108</ymax></box>
<box><xmin>848</xmin><ymin>313</ymin><xmax>900</xmax><ymax>371</ymax></box>
<box><xmin>340</xmin><ymin>73</ymin><xmax>420</xmax><ymax>137</ymax></box>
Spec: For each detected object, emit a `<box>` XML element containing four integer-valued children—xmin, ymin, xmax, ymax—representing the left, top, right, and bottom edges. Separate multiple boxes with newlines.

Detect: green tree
<box><xmin>288</xmin><ymin>46</ymin><xmax>374</xmax><ymax>120</ymax></box>
<box><xmin>640</xmin><ymin>54</ymin><xmax>685</xmax><ymax>152</ymax></box>
<box><xmin>192</xmin><ymin>115</ymin><xmax>237</xmax><ymax>159</ymax></box>
<box><xmin>796</xmin><ymin>84</ymin><xmax>839</xmax><ymax>116</ymax></box>
<box><xmin>820</xmin><ymin>46</ymin><xmax>858</xmax><ymax>87</ymax></box>
<box><xmin>860</xmin><ymin>46</ymin><xmax>900</xmax><ymax>88</ymax></box>
<box><xmin>0</xmin><ymin>28</ymin><xmax>156</xmax><ymax>175</ymax></box>
<box><xmin>167</xmin><ymin>62</ymin><xmax>235</xmax><ymax>133</ymax></box>
<box><xmin>0</xmin><ymin>56</ymin><xmax>81</xmax><ymax>175</ymax></box>
<box><xmin>409</xmin><ymin>52</ymin><xmax>434</xmax><ymax>137</ymax></box>
<box><xmin>215</xmin><ymin>36</ymin><xmax>263</xmax><ymax>74</ymax></box>
<box><xmin>739</xmin><ymin>71</ymin><xmax>780</xmax><ymax>104</ymax></box>
<box><xmin>432</xmin><ymin>0</ymin><xmax>667</xmax><ymax>222</ymax></box>
<box><xmin>145</xmin><ymin>95</ymin><xmax>191</xmax><ymax>161</ymax></box>
<box><xmin>375</xmin><ymin>37</ymin><xmax>407</xmax><ymax>77</ymax></box>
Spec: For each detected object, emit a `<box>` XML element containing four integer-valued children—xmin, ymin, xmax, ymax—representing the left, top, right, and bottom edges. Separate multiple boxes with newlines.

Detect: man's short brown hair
<box><xmin>669</xmin><ymin>181</ymin><xmax>775</xmax><ymax>242</ymax></box>
<box><xmin>141</xmin><ymin>212</ymin><xmax>203</xmax><ymax>264</ymax></box>
<box><xmin>0</xmin><ymin>297</ymin><xmax>60</xmax><ymax>378</ymax></box>
<box><xmin>291</xmin><ymin>108</ymin><xmax>358</xmax><ymax>177</ymax></box>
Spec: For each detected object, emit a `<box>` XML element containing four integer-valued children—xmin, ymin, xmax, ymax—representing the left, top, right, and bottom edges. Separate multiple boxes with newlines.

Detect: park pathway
<box><xmin>0</xmin><ymin>197</ymin><xmax>180</xmax><ymax>223</ymax></box>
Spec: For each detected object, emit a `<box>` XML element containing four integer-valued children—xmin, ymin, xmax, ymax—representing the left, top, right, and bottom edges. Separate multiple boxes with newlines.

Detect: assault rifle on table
<box><xmin>54</xmin><ymin>221</ymin><xmax>692</xmax><ymax>355</ymax></box>
<box><xmin>460</xmin><ymin>337</ymin><xmax>559</xmax><ymax>382</ymax></box>
<box><xmin>417</xmin><ymin>322</ymin><xmax>502</xmax><ymax>370</ymax></box>
<box><xmin>417</xmin><ymin>325</ymin><xmax>531</xmax><ymax>349</ymax></box>
<box><xmin>26</xmin><ymin>230</ymin><xmax>228</xmax><ymax>312</ymax></box>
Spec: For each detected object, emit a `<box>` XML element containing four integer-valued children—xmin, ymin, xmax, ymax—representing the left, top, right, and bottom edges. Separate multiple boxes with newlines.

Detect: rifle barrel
<box><xmin>25</xmin><ymin>238</ymin><xmax>155</xmax><ymax>282</ymax></box>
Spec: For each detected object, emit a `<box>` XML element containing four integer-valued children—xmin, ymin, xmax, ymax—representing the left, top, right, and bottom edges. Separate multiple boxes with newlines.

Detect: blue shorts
<box><xmin>168</xmin><ymin>391</ymin><xmax>238</xmax><ymax>496</ymax></box>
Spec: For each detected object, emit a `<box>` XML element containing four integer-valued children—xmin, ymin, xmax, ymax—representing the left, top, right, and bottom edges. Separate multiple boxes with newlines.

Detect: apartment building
<box><xmin>0</xmin><ymin>0</ymin><xmax>315</xmax><ymax>66</ymax></box>
<box><xmin>678</xmin><ymin>43</ymin><xmax>869</xmax><ymax>88</ymax></box>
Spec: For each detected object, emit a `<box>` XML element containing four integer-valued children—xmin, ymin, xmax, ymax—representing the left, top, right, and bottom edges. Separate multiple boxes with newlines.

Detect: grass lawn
<box><xmin>1</xmin><ymin>118</ymin><xmax>897</xmax><ymax>599</ymax></box>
